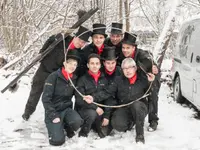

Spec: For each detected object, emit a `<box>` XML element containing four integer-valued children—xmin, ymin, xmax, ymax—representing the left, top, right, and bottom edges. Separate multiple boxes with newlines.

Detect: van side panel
<box><xmin>189</xmin><ymin>20</ymin><xmax>200</xmax><ymax>109</ymax></box>
<box><xmin>175</xmin><ymin>22</ymin><xmax>194</xmax><ymax>101</ymax></box>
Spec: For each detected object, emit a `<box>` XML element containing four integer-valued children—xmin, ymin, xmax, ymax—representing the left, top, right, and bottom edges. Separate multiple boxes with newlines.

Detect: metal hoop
<box><xmin>62</xmin><ymin>25</ymin><xmax>154</xmax><ymax>108</ymax></box>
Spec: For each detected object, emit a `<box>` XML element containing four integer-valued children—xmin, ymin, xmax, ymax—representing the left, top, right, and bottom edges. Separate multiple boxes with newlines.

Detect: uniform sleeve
<box><xmin>42</xmin><ymin>73</ymin><xmax>59</xmax><ymax>121</ymax></box>
<box><xmin>137</xmin><ymin>50</ymin><xmax>153</xmax><ymax>73</ymax></box>
<box><xmin>39</xmin><ymin>35</ymin><xmax>56</xmax><ymax>53</ymax></box>
<box><xmin>75</xmin><ymin>77</ymin><xmax>98</xmax><ymax>110</ymax></box>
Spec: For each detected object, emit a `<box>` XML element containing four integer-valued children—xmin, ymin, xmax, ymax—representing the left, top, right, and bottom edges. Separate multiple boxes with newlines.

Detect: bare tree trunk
<box><xmin>119</xmin><ymin>0</ymin><xmax>123</xmax><ymax>23</ymax></box>
<box><xmin>96</xmin><ymin>0</ymin><xmax>102</xmax><ymax>23</ymax></box>
<box><xmin>156</xmin><ymin>33</ymin><xmax>172</xmax><ymax>69</ymax></box>
<box><xmin>124</xmin><ymin>0</ymin><xmax>130</xmax><ymax>31</ymax></box>
<box><xmin>103</xmin><ymin>0</ymin><xmax>106</xmax><ymax>23</ymax></box>
<box><xmin>90</xmin><ymin>0</ymin><xmax>95</xmax><ymax>23</ymax></box>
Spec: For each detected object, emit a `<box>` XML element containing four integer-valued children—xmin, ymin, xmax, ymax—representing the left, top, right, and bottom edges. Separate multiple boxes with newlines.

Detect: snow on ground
<box><xmin>0</xmin><ymin>61</ymin><xmax>200</xmax><ymax>150</ymax></box>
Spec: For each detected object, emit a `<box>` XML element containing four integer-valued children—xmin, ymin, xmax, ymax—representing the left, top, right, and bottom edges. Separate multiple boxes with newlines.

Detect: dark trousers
<box><xmin>111</xmin><ymin>101</ymin><xmax>148</xmax><ymax>136</ymax></box>
<box><xmin>24</xmin><ymin>65</ymin><xmax>50</xmax><ymax>115</ymax></box>
<box><xmin>148</xmin><ymin>79</ymin><xmax>160</xmax><ymax>123</ymax></box>
<box><xmin>78</xmin><ymin>109</ymin><xmax>98</xmax><ymax>135</ymax></box>
<box><xmin>79</xmin><ymin>108</ymin><xmax>113</xmax><ymax>137</ymax></box>
<box><xmin>45</xmin><ymin>108</ymin><xmax>83</xmax><ymax>146</ymax></box>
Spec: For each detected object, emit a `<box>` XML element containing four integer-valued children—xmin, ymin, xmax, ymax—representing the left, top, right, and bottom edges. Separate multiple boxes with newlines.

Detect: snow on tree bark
<box><xmin>154</xmin><ymin>0</ymin><xmax>181</xmax><ymax>68</ymax></box>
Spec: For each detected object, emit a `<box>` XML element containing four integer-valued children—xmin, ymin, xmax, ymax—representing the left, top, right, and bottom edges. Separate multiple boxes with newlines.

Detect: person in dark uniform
<box><xmin>104</xmin><ymin>23</ymin><xmax>123</xmax><ymax>57</ymax></box>
<box><xmin>99</xmin><ymin>46</ymin><xmax>122</xmax><ymax>136</ymax></box>
<box><xmin>101</xmin><ymin>46</ymin><xmax>122</xmax><ymax>84</ymax></box>
<box><xmin>79</xmin><ymin>23</ymin><xmax>107</xmax><ymax>76</ymax></box>
<box><xmin>119</xmin><ymin>32</ymin><xmax>161</xmax><ymax>132</ymax></box>
<box><xmin>22</xmin><ymin>26</ymin><xmax>91</xmax><ymax>121</ymax></box>
<box><xmin>75</xmin><ymin>54</ymin><xmax>114</xmax><ymax>138</ymax></box>
<box><xmin>42</xmin><ymin>50</ymin><xmax>83</xmax><ymax>146</ymax></box>
<box><xmin>147</xmin><ymin>63</ymin><xmax>161</xmax><ymax>132</ymax></box>
<box><xmin>84</xmin><ymin>58</ymin><xmax>155</xmax><ymax>143</ymax></box>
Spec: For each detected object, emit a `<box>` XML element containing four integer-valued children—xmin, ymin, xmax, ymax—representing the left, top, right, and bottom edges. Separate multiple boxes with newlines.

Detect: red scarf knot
<box><xmin>88</xmin><ymin>70</ymin><xmax>101</xmax><ymax>83</ymax></box>
<box><xmin>62</xmin><ymin>67</ymin><xmax>73</xmax><ymax>80</ymax></box>
<box><xmin>129</xmin><ymin>73</ymin><xmax>137</xmax><ymax>84</ymax></box>
<box><xmin>105</xmin><ymin>67</ymin><xmax>116</xmax><ymax>75</ymax></box>
<box><xmin>97</xmin><ymin>44</ymin><xmax>104</xmax><ymax>55</ymax></box>
<box><xmin>68</xmin><ymin>41</ymin><xmax>75</xmax><ymax>50</ymax></box>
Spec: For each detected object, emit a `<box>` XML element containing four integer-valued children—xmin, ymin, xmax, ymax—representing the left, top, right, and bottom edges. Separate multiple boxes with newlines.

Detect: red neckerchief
<box><xmin>88</xmin><ymin>70</ymin><xmax>101</xmax><ymax>83</ymax></box>
<box><xmin>62</xmin><ymin>67</ymin><xmax>73</xmax><ymax>80</ymax></box>
<box><xmin>68</xmin><ymin>41</ymin><xmax>75</xmax><ymax>50</ymax></box>
<box><xmin>96</xmin><ymin>44</ymin><xmax>104</xmax><ymax>55</ymax></box>
<box><xmin>129</xmin><ymin>74</ymin><xmax>137</xmax><ymax>84</ymax></box>
<box><xmin>105</xmin><ymin>67</ymin><xmax>116</xmax><ymax>75</ymax></box>
<box><xmin>131</xmin><ymin>50</ymin><xmax>135</xmax><ymax>59</ymax></box>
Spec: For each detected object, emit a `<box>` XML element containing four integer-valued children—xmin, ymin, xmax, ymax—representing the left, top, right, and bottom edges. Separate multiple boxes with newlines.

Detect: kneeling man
<box><xmin>42</xmin><ymin>50</ymin><xmax>83</xmax><ymax>146</ymax></box>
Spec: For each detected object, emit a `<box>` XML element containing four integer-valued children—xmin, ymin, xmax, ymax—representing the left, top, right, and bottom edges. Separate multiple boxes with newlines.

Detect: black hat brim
<box><xmin>110</xmin><ymin>30</ymin><xmax>123</xmax><ymax>34</ymax></box>
<box><xmin>122</xmin><ymin>40</ymin><xmax>137</xmax><ymax>46</ymax></box>
<box><xmin>78</xmin><ymin>36</ymin><xmax>90</xmax><ymax>42</ymax></box>
<box><xmin>101</xmin><ymin>56</ymin><xmax>118</xmax><ymax>61</ymax></box>
<box><xmin>92</xmin><ymin>32</ymin><xmax>108</xmax><ymax>38</ymax></box>
<box><xmin>67</xmin><ymin>55</ymin><xmax>81</xmax><ymax>62</ymax></box>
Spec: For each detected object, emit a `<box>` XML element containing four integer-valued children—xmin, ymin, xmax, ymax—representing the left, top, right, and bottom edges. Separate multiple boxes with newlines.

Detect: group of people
<box><xmin>21</xmin><ymin>22</ymin><xmax>161</xmax><ymax>145</ymax></box>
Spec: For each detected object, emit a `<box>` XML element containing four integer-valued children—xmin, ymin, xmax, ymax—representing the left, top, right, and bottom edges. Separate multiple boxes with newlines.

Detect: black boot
<box><xmin>148</xmin><ymin>120</ymin><xmax>158</xmax><ymax>132</ymax></box>
<box><xmin>79</xmin><ymin>126</ymin><xmax>89</xmax><ymax>137</ymax></box>
<box><xmin>93</xmin><ymin>117</ymin><xmax>108</xmax><ymax>138</ymax></box>
<box><xmin>65</xmin><ymin>126</ymin><xmax>75</xmax><ymax>138</ymax></box>
<box><xmin>97</xmin><ymin>124</ymin><xmax>113</xmax><ymax>138</ymax></box>
<box><xmin>127</xmin><ymin>121</ymin><xmax>135</xmax><ymax>131</ymax></box>
<box><xmin>135</xmin><ymin>135</ymin><xmax>145</xmax><ymax>144</ymax></box>
<box><xmin>22</xmin><ymin>113</ymin><xmax>30</xmax><ymax>121</ymax></box>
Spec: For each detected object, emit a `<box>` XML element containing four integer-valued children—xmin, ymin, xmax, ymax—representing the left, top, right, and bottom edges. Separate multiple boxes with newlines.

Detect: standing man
<box><xmin>42</xmin><ymin>50</ymin><xmax>83</xmax><ymax>146</ymax></box>
<box><xmin>22</xmin><ymin>26</ymin><xmax>91</xmax><ymax>121</ymax></box>
<box><xmin>75</xmin><ymin>54</ymin><xmax>112</xmax><ymax>138</ymax></box>
<box><xmin>147</xmin><ymin>63</ymin><xmax>161</xmax><ymax>132</ymax></box>
<box><xmin>119</xmin><ymin>32</ymin><xmax>160</xmax><ymax>131</ymax></box>
<box><xmin>118</xmin><ymin>32</ymin><xmax>152</xmax><ymax>70</ymax></box>
<box><xmin>104</xmin><ymin>23</ymin><xmax>123</xmax><ymax>57</ymax></box>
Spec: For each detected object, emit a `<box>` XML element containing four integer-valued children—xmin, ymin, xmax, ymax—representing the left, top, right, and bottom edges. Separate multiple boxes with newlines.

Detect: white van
<box><xmin>172</xmin><ymin>16</ymin><xmax>200</xmax><ymax>110</ymax></box>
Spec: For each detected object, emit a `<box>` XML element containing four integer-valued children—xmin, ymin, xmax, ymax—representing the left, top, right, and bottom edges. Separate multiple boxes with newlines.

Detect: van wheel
<box><xmin>173</xmin><ymin>76</ymin><xmax>185</xmax><ymax>103</ymax></box>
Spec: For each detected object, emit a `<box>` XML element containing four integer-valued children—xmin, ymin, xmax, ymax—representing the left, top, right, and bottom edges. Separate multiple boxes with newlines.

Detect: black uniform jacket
<box><xmin>40</xmin><ymin>34</ymin><xmax>73</xmax><ymax>73</ymax></box>
<box><xmin>93</xmin><ymin>72</ymin><xmax>149</xmax><ymax>106</ymax></box>
<box><xmin>75</xmin><ymin>72</ymin><xmax>110</xmax><ymax>110</ymax></box>
<box><xmin>101</xmin><ymin>66</ymin><xmax>122</xmax><ymax>85</ymax></box>
<box><xmin>42</xmin><ymin>68</ymin><xmax>77</xmax><ymax>121</ymax></box>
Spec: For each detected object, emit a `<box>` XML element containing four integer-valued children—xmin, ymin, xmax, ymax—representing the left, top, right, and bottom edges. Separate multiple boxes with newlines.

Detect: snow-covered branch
<box><xmin>1</xmin><ymin>16</ymin><xmax>63</xmax><ymax>70</ymax></box>
<box><xmin>154</xmin><ymin>0</ymin><xmax>181</xmax><ymax>67</ymax></box>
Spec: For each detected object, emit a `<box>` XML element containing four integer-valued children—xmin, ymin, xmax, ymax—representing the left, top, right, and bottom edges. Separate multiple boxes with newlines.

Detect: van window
<box><xmin>189</xmin><ymin>20</ymin><xmax>200</xmax><ymax>65</ymax></box>
<box><xmin>179</xmin><ymin>25</ymin><xmax>194</xmax><ymax>59</ymax></box>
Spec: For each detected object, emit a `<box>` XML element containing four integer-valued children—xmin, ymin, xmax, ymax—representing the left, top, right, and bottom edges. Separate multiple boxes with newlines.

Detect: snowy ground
<box><xmin>0</xmin><ymin>61</ymin><xmax>200</xmax><ymax>150</ymax></box>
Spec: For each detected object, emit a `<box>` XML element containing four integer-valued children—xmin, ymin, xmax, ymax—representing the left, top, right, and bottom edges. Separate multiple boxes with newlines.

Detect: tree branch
<box><xmin>1</xmin><ymin>17</ymin><xmax>63</xmax><ymax>70</ymax></box>
<box><xmin>138</xmin><ymin>0</ymin><xmax>158</xmax><ymax>36</ymax></box>
<box><xmin>36</xmin><ymin>0</ymin><xmax>57</xmax><ymax>27</ymax></box>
